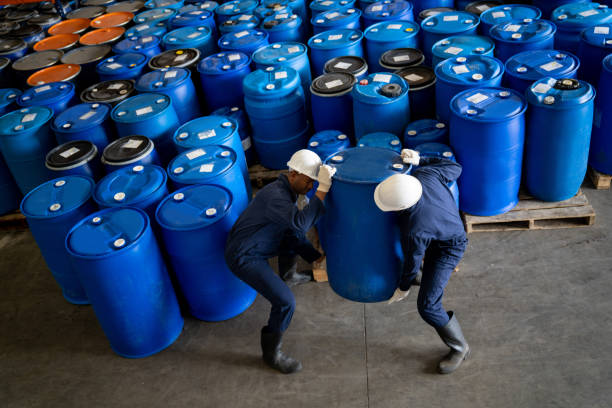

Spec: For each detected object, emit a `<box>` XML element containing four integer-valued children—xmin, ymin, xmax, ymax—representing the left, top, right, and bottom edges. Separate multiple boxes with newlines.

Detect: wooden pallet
<box><xmin>588</xmin><ymin>167</ymin><xmax>612</xmax><ymax>190</ymax></box>
<box><xmin>462</xmin><ymin>190</ymin><xmax>595</xmax><ymax>233</ymax></box>
<box><xmin>0</xmin><ymin>211</ymin><xmax>27</xmax><ymax>231</ymax></box>
<box><xmin>249</xmin><ymin>164</ymin><xmax>286</xmax><ymax>189</ymax></box>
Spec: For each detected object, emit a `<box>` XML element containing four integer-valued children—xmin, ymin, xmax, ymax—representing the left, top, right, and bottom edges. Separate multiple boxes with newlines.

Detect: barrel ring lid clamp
<box><xmin>554</xmin><ymin>78</ymin><xmax>579</xmax><ymax>91</ymax></box>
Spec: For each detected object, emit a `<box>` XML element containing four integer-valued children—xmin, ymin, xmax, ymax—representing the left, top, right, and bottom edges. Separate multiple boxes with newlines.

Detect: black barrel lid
<box><xmin>8</xmin><ymin>24</ymin><xmax>43</xmax><ymax>39</ymax></box>
<box><xmin>67</xmin><ymin>6</ymin><xmax>106</xmax><ymax>19</ymax></box>
<box><xmin>28</xmin><ymin>13</ymin><xmax>61</xmax><ymax>27</ymax></box>
<box><xmin>82</xmin><ymin>0</ymin><xmax>116</xmax><ymax>6</ymax></box>
<box><xmin>80</xmin><ymin>79</ymin><xmax>135</xmax><ymax>104</ymax></box>
<box><xmin>379</xmin><ymin>83</ymin><xmax>403</xmax><ymax>98</ymax></box>
<box><xmin>262</xmin><ymin>19</ymin><xmax>282</xmax><ymax>29</ymax></box>
<box><xmin>0</xmin><ymin>57</ymin><xmax>9</xmax><ymax>71</ymax></box>
<box><xmin>324</xmin><ymin>56</ymin><xmax>368</xmax><ymax>76</ymax></box>
<box><xmin>465</xmin><ymin>1</ymin><xmax>501</xmax><ymax>15</ymax></box>
<box><xmin>12</xmin><ymin>50</ymin><xmax>63</xmax><ymax>72</ymax></box>
<box><xmin>107</xmin><ymin>0</ymin><xmax>145</xmax><ymax>13</ymax></box>
<box><xmin>149</xmin><ymin>48</ymin><xmax>200</xmax><ymax>70</ymax></box>
<box><xmin>102</xmin><ymin>135</ymin><xmax>153</xmax><ymax>164</ymax></box>
<box><xmin>380</xmin><ymin>48</ymin><xmax>424</xmax><ymax>70</ymax></box>
<box><xmin>46</xmin><ymin>140</ymin><xmax>98</xmax><ymax>170</ymax></box>
<box><xmin>0</xmin><ymin>38</ymin><xmax>27</xmax><ymax>56</ymax></box>
<box><xmin>396</xmin><ymin>66</ymin><xmax>436</xmax><ymax>90</ymax></box>
<box><xmin>554</xmin><ymin>78</ymin><xmax>580</xmax><ymax>91</ymax></box>
<box><xmin>418</xmin><ymin>7</ymin><xmax>455</xmax><ymax>21</ymax></box>
<box><xmin>5</xmin><ymin>9</ymin><xmax>37</xmax><ymax>22</ymax></box>
<box><xmin>0</xmin><ymin>21</ymin><xmax>20</xmax><ymax>36</ymax></box>
<box><xmin>61</xmin><ymin>45</ymin><xmax>112</xmax><ymax>65</ymax></box>
<box><xmin>311</xmin><ymin>72</ymin><xmax>356</xmax><ymax>96</ymax></box>
<box><xmin>39</xmin><ymin>1</ymin><xmax>70</xmax><ymax>13</ymax></box>
<box><xmin>16</xmin><ymin>3</ymin><xmax>39</xmax><ymax>11</ymax></box>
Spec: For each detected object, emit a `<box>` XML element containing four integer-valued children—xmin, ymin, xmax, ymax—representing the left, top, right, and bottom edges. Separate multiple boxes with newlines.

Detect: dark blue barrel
<box><xmin>156</xmin><ymin>184</ymin><xmax>256</xmax><ymax>321</ymax></box>
<box><xmin>364</xmin><ymin>20</ymin><xmax>419</xmax><ymax>72</ymax></box>
<box><xmin>310</xmin><ymin>0</ymin><xmax>355</xmax><ymax>15</ymax></box>
<box><xmin>310</xmin><ymin>72</ymin><xmax>356</xmax><ymax>138</ymax></box>
<box><xmin>111</xmin><ymin>93</ymin><xmax>180</xmax><ymax>165</ymax></box>
<box><xmin>358</xmin><ymin>132</ymin><xmax>402</xmax><ymax>152</ymax></box>
<box><xmin>197</xmin><ymin>51</ymin><xmax>251</xmax><ymax>111</ymax></box>
<box><xmin>504</xmin><ymin>49</ymin><xmax>579</xmax><ymax>95</ymax></box>
<box><xmin>215</xmin><ymin>0</ymin><xmax>259</xmax><ymax>25</ymax></box>
<box><xmin>308</xmin><ymin>130</ymin><xmax>351</xmax><ymax>161</ymax></box>
<box><xmin>21</xmin><ymin>176</ymin><xmax>96</xmax><ymax>304</ymax></box>
<box><xmin>254</xmin><ymin>4</ymin><xmax>290</xmax><ymax>21</ymax></box>
<box><xmin>8</xmin><ymin>24</ymin><xmax>45</xmax><ymax>48</ymax></box>
<box><xmin>125</xmin><ymin>21</ymin><xmax>169</xmax><ymax>39</ymax></box>
<box><xmin>403</xmin><ymin>119</ymin><xmax>448</xmax><ymax>148</ymax></box>
<box><xmin>524</xmin><ymin>77</ymin><xmax>595</xmax><ymax>201</ymax></box>
<box><xmin>578</xmin><ymin>23</ymin><xmax>612</xmax><ymax>81</ymax></box>
<box><xmin>0</xmin><ymin>106</ymin><xmax>55</xmax><ymax>194</ymax></box>
<box><xmin>308</xmin><ymin>28</ymin><xmax>364</xmax><ymax>76</ymax></box>
<box><xmin>162</xmin><ymin>26</ymin><xmax>216</xmax><ymax>57</ymax></box>
<box><xmin>0</xmin><ymin>152</ymin><xmax>21</xmax><ymax>215</ymax></box>
<box><xmin>12</xmin><ymin>50</ymin><xmax>64</xmax><ymax>86</ymax></box>
<box><xmin>352</xmin><ymin>72</ymin><xmax>409</xmax><ymax>140</ymax></box>
<box><xmin>311</xmin><ymin>8</ymin><xmax>361</xmax><ymax>35</ymax></box>
<box><xmin>94</xmin><ymin>164</ymin><xmax>169</xmax><ymax>219</ymax></box>
<box><xmin>45</xmin><ymin>140</ymin><xmax>104</xmax><ymax>181</ymax></box>
<box><xmin>324</xmin><ymin>55</ymin><xmax>368</xmax><ymax>80</ymax></box>
<box><xmin>220</xmin><ymin>13</ymin><xmax>259</xmax><ymax>35</ymax></box>
<box><xmin>431</xmin><ymin>35</ymin><xmax>495</xmax><ymax>67</ymax></box>
<box><xmin>96</xmin><ymin>53</ymin><xmax>148</xmax><ymax>81</ymax></box>
<box><xmin>489</xmin><ymin>19</ymin><xmax>557</xmax><ymax>64</ymax></box>
<box><xmin>80</xmin><ymin>79</ymin><xmax>136</xmax><ymax>107</ymax></box>
<box><xmin>395</xmin><ymin>66</ymin><xmax>437</xmax><ymax>121</ymax></box>
<box><xmin>362</xmin><ymin>0</ymin><xmax>414</xmax><ymax>29</ymax></box>
<box><xmin>66</xmin><ymin>206</ymin><xmax>184</xmax><ymax>358</ymax></box>
<box><xmin>136</xmin><ymin>67</ymin><xmax>201</xmax><ymax>123</ymax></box>
<box><xmin>552</xmin><ymin>2</ymin><xmax>612</xmax><ymax>55</ymax></box>
<box><xmin>263</xmin><ymin>0</ymin><xmax>308</xmax><ymax>23</ymax></box>
<box><xmin>252</xmin><ymin>42</ymin><xmax>312</xmax><ymax>96</ymax></box>
<box><xmin>169</xmin><ymin>9</ymin><xmax>216</xmax><ymax>32</ymax></box>
<box><xmin>479</xmin><ymin>4</ymin><xmax>542</xmax><ymax>35</ymax></box>
<box><xmin>145</xmin><ymin>0</ymin><xmax>184</xmax><ymax>10</ymax></box>
<box><xmin>181</xmin><ymin>0</ymin><xmax>218</xmax><ymax>13</ymax></box>
<box><xmin>61</xmin><ymin>45</ymin><xmax>113</xmax><ymax>89</ymax></box>
<box><xmin>28</xmin><ymin>14</ymin><xmax>62</xmax><ymax>32</ymax></box>
<box><xmin>261</xmin><ymin>12</ymin><xmax>304</xmax><ymax>43</ymax></box>
<box><xmin>589</xmin><ymin>55</ymin><xmax>612</xmax><ymax>174</ymax></box>
<box><xmin>113</xmin><ymin>35</ymin><xmax>163</xmax><ymax>59</ymax></box>
<box><xmin>435</xmin><ymin>54</ymin><xmax>504</xmax><ymax>124</ymax></box>
<box><xmin>52</xmin><ymin>102</ymin><xmax>114</xmax><ymax>151</ymax></box>
<box><xmin>211</xmin><ymin>106</ymin><xmax>256</xmax><ymax>165</ymax></box>
<box><xmin>322</xmin><ymin>147</ymin><xmax>409</xmax><ymax>302</ymax></box>
<box><xmin>534</xmin><ymin>0</ymin><xmax>587</xmax><ymax>19</ymax></box>
<box><xmin>134</xmin><ymin>7</ymin><xmax>178</xmax><ymax>26</ymax></box>
<box><xmin>0</xmin><ymin>39</ymin><xmax>28</xmax><ymax>61</ymax></box>
<box><xmin>414</xmin><ymin>141</ymin><xmax>459</xmax><ymax>207</ymax></box>
<box><xmin>449</xmin><ymin>87</ymin><xmax>526</xmax><ymax>216</ymax></box>
<box><xmin>378</xmin><ymin>48</ymin><xmax>423</xmax><ymax>72</ymax></box>
<box><xmin>0</xmin><ymin>88</ymin><xmax>21</xmax><ymax>116</ymax></box>
<box><xmin>253</xmin><ymin>126</ymin><xmax>311</xmax><ymax>169</ymax></box>
<box><xmin>417</xmin><ymin>7</ymin><xmax>456</xmax><ymax>24</ymax></box>
<box><xmin>102</xmin><ymin>135</ymin><xmax>161</xmax><ymax>172</ymax></box>
<box><xmin>218</xmin><ymin>28</ymin><xmax>269</xmax><ymax>56</ymax></box>
<box><xmin>421</xmin><ymin>11</ymin><xmax>480</xmax><ymax>65</ymax></box>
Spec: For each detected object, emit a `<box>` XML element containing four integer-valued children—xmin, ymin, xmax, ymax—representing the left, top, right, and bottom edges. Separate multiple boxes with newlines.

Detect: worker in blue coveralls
<box><xmin>374</xmin><ymin>148</ymin><xmax>470</xmax><ymax>374</ymax></box>
<box><xmin>225</xmin><ymin>149</ymin><xmax>336</xmax><ymax>374</ymax></box>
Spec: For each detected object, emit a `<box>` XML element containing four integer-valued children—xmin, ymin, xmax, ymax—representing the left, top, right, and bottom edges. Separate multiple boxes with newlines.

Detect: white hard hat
<box><xmin>374</xmin><ymin>174</ymin><xmax>423</xmax><ymax>212</ymax></box>
<box><xmin>286</xmin><ymin>149</ymin><xmax>322</xmax><ymax>179</ymax></box>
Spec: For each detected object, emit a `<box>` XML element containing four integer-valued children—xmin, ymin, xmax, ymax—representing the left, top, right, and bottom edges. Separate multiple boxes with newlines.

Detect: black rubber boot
<box><xmin>260</xmin><ymin>328</ymin><xmax>303</xmax><ymax>374</ymax></box>
<box><xmin>278</xmin><ymin>255</ymin><xmax>313</xmax><ymax>287</ymax></box>
<box><xmin>435</xmin><ymin>311</ymin><xmax>470</xmax><ymax>374</ymax></box>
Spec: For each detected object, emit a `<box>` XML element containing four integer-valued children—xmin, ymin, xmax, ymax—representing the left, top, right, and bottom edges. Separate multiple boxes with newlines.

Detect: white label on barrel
<box><xmin>187</xmin><ymin>148</ymin><xmax>206</xmax><ymax>160</ymax></box>
<box><xmin>60</xmin><ymin>147</ymin><xmax>80</xmax><ymax>158</ymax></box>
<box><xmin>443</xmin><ymin>15</ymin><xmax>459</xmax><ymax>21</ymax></box>
<box><xmin>79</xmin><ymin>111</ymin><xmax>97</xmax><ymax>121</ymax></box>
<box><xmin>276</xmin><ymin>13</ymin><xmax>289</xmax><ymax>19</ymax></box>
<box><xmin>136</xmin><ymin>106</ymin><xmax>153</xmax><ymax>116</ymax></box>
<box><xmin>164</xmin><ymin>70</ymin><xmax>178</xmax><ymax>79</ymax></box>
<box><xmin>187</xmin><ymin>32</ymin><xmax>200</xmax><ymax>38</ymax></box>
<box><xmin>322</xmin><ymin>0</ymin><xmax>333</xmax><ymax>4</ymax></box>
<box><xmin>405</xmin><ymin>74</ymin><xmax>423</xmax><ymax>82</ymax></box>
<box><xmin>275</xmin><ymin>71</ymin><xmax>287</xmax><ymax>79</ymax></box>
<box><xmin>288</xmin><ymin>46</ymin><xmax>300</xmax><ymax>53</ymax></box>
<box><xmin>466</xmin><ymin>93</ymin><xmax>488</xmax><ymax>104</ymax></box>
<box><xmin>334</xmin><ymin>61</ymin><xmax>352</xmax><ymax>69</ymax></box>
<box><xmin>22</xmin><ymin>113</ymin><xmax>37</xmax><ymax>123</ymax></box>
<box><xmin>477</xmin><ymin>5</ymin><xmax>489</xmax><ymax>11</ymax></box>
<box><xmin>174</xmin><ymin>54</ymin><xmax>188</xmax><ymax>62</ymax></box>
<box><xmin>325</xmin><ymin>79</ymin><xmax>343</xmax><ymax>88</ymax></box>
<box><xmin>122</xmin><ymin>139</ymin><xmax>143</xmax><ymax>149</ymax></box>
<box><xmin>505</xmin><ymin>24</ymin><xmax>521</xmax><ymax>32</ymax></box>
<box><xmin>594</xmin><ymin>26</ymin><xmax>610</xmax><ymax>34</ymax></box>
<box><xmin>228</xmin><ymin>54</ymin><xmax>241</xmax><ymax>61</ymax></box>
<box><xmin>198</xmin><ymin>129</ymin><xmax>216</xmax><ymax>139</ymax></box>
<box><xmin>373</xmin><ymin>74</ymin><xmax>391</xmax><ymax>83</ymax></box>
<box><xmin>191</xmin><ymin>10</ymin><xmax>203</xmax><ymax>14</ymax></box>
<box><xmin>328</xmin><ymin>34</ymin><xmax>343</xmax><ymax>40</ymax></box>
<box><xmin>106</xmin><ymin>63</ymin><xmax>123</xmax><ymax>70</ymax></box>
<box><xmin>108</xmin><ymin>83</ymin><xmax>124</xmax><ymax>90</ymax></box>
<box><xmin>136</xmin><ymin>25</ymin><xmax>148</xmax><ymax>31</ymax></box>
<box><xmin>239</xmin><ymin>14</ymin><xmax>253</xmax><ymax>20</ymax></box>
<box><xmin>393</xmin><ymin>55</ymin><xmax>410</xmax><ymax>62</ymax></box>
<box><xmin>235</xmin><ymin>31</ymin><xmax>249</xmax><ymax>38</ymax></box>
<box><xmin>532</xmin><ymin>83</ymin><xmax>551</xmax><ymax>94</ymax></box>
<box><xmin>540</xmin><ymin>61</ymin><xmax>563</xmax><ymax>71</ymax></box>
<box><xmin>370</xmin><ymin>6</ymin><xmax>382</xmax><ymax>11</ymax></box>
<box><xmin>452</xmin><ymin>65</ymin><xmax>470</xmax><ymax>74</ymax></box>
<box><xmin>242</xmin><ymin>136</ymin><xmax>252</xmax><ymax>150</ymax></box>
<box><xmin>199</xmin><ymin>163</ymin><xmax>214</xmax><ymax>172</ymax></box>
<box><xmin>387</xmin><ymin>24</ymin><xmax>402</xmax><ymax>30</ymax></box>
<box><xmin>35</xmin><ymin>85</ymin><xmax>51</xmax><ymax>93</ymax></box>
<box><xmin>445</xmin><ymin>46</ymin><xmax>463</xmax><ymax>55</ymax></box>
<box><xmin>492</xmin><ymin>11</ymin><xmax>506</xmax><ymax>18</ymax></box>
<box><xmin>580</xmin><ymin>9</ymin><xmax>599</xmax><ymax>17</ymax></box>
<box><xmin>141</xmin><ymin>36</ymin><xmax>153</xmax><ymax>43</ymax></box>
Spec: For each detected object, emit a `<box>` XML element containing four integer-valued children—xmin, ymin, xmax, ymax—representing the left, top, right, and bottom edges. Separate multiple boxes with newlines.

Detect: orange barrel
<box><xmin>34</xmin><ymin>34</ymin><xmax>81</xmax><ymax>52</ymax></box>
<box><xmin>27</xmin><ymin>64</ymin><xmax>82</xmax><ymax>87</ymax></box>
<box><xmin>91</xmin><ymin>12</ymin><xmax>135</xmax><ymax>29</ymax></box>
<box><xmin>48</xmin><ymin>19</ymin><xmax>92</xmax><ymax>36</ymax></box>
<box><xmin>79</xmin><ymin>27</ymin><xmax>126</xmax><ymax>46</ymax></box>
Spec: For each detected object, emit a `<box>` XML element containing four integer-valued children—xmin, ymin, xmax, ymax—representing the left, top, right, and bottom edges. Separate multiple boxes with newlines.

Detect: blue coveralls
<box><xmin>399</xmin><ymin>157</ymin><xmax>468</xmax><ymax>329</ymax></box>
<box><xmin>225</xmin><ymin>174</ymin><xmax>324</xmax><ymax>333</ymax></box>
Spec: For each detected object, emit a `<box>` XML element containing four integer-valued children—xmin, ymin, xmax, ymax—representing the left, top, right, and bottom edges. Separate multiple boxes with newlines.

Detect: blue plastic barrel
<box><xmin>197</xmin><ymin>51</ymin><xmax>252</xmax><ymax>111</ymax></box>
<box><xmin>421</xmin><ymin>11</ymin><xmax>480</xmax><ymax>65</ymax></box>
<box><xmin>113</xmin><ymin>35</ymin><xmax>163</xmax><ymax>59</ymax></box>
<box><xmin>489</xmin><ymin>19</ymin><xmax>557</xmax><ymax>63</ymax></box>
<box><xmin>378</xmin><ymin>48</ymin><xmax>424</xmax><ymax>72</ymax></box>
<box><xmin>211</xmin><ymin>106</ymin><xmax>256</xmax><ymax>165</ymax></box>
<box><xmin>479</xmin><ymin>4</ymin><xmax>542</xmax><ymax>35</ymax></box>
<box><xmin>125</xmin><ymin>21</ymin><xmax>169</xmax><ymax>39</ymax></box>
<box><xmin>552</xmin><ymin>2</ymin><xmax>612</xmax><ymax>55</ymax></box>
<box><xmin>0</xmin><ymin>106</ymin><xmax>55</xmax><ymax>194</ymax></box>
<box><xmin>134</xmin><ymin>7</ymin><xmax>177</xmax><ymax>26</ymax></box>
<box><xmin>414</xmin><ymin>141</ymin><xmax>459</xmax><ymax>207</ymax></box>
<box><xmin>215</xmin><ymin>0</ymin><xmax>259</xmax><ymax>25</ymax></box>
<box><xmin>96</xmin><ymin>53</ymin><xmax>148</xmax><ymax>82</ymax></box>
<box><xmin>162</xmin><ymin>26</ymin><xmax>216</xmax><ymax>57</ymax></box>
<box><xmin>534</xmin><ymin>0</ymin><xmax>588</xmax><ymax>19</ymax></box>
<box><xmin>66</xmin><ymin>206</ymin><xmax>184</xmax><ymax>358</ymax></box>
<box><xmin>0</xmin><ymin>88</ymin><xmax>22</xmax><ymax>116</ymax></box>
<box><xmin>21</xmin><ymin>176</ymin><xmax>96</xmax><ymax>304</ymax></box>
<box><xmin>324</xmin><ymin>55</ymin><xmax>369</xmax><ymax>79</ymax></box>
<box><xmin>101</xmin><ymin>135</ymin><xmax>161</xmax><ymax>172</ymax></box>
<box><xmin>148</xmin><ymin>47</ymin><xmax>201</xmax><ymax>71</ymax></box>
<box><xmin>310</xmin><ymin>0</ymin><xmax>355</xmax><ymax>14</ymax></box>
<box><xmin>17</xmin><ymin>82</ymin><xmax>76</xmax><ymax>114</ymax></box>
<box><xmin>364</xmin><ymin>20</ymin><xmax>419</xmax><ymax>72</ymax></box>
<box><xmin>80</xmin><ymin>79</ymin><xmax>136</xmax><ymax>107</ymax></box>
<box><xmin>578</xmin><ymin>23</ymin><xmax>612</xmax><ymax>81</ymax></box>
<box><xmin>52</xmin><ymin>102</ymin><xmax>114</xmax><ymax>151</ymax></box>
<box><xmin>170</xmin><ymin>9</ymin><xmax>216</xmax><ymax>32</ymax></box>
<box><xmin>219</xmin><ymin>13</ymin><xmax>259</xmax><ymax>35</ymax></box>
<box><xmin>254</xmin><ymin>4</ymin><xmax>291</xmax><ymax>21</ymax></box>
<box><xmin>403</xmin><ymin>119</ymin><xmax>448</xmax><ymax>148</ymax></box>
<box><xmin>310</xmin><ymin>72</ymin><xmax>356</xmax><ymax>138</ymax></box>
<box><xmin>45</xmin><ymin>141</ymin><xmax>103</xmax><ymax>181</ymax></box>
<box><xmin>111</xmin><ymin>93</ymin><xmax>180</xmax><ymax>165</ymax></box>
<box><xmin>0</xmin><ymin>39</ymin><xmax>28</xmax><ymax>61</ymax></box>
<box><xmin>417</xmin><ymin>6</ymin><xmax>455</xmax><ymax>24</ymax></box>
<box><xmin>435</xmin><ymin>55</ymin><xmax>504</xmax><ymax>124</ymax></box>
<box><xmin>136</xmin><ymin>67</ymin><xmax>201</xmax><ymax>123</ymax></box>
<box><xmin>504</xmin><ymin>50</ymin><xmax>579</xmax><ymax>95</ymax></box>
<box><xmin>182</xmin><ymin>0</ymin><xmax>217</xmax><ymax>13</ymax></box>
<box><xmin>308</xmin><ymin>28</ymin><xmax>364</xmax><ymax>76</ymax></box>
<box><xmin>431</xmin><ymin>35</ymin><xmax>495</xmax><ymax>68</ymax></box>
<box><xmin>156</xmin><ymin>184</ymin><xmax>256</xmax><ymax>320</ymax></box>
<box><xmin>589</xmin><ymin>55</ymin><xmax>612</xmax><ymax>174</ymax></box>
<box><xmin>308</xmin><ymin>130</ymin><xmax>351</xmax><ymax>161</ymax></box>
<box><xmin>311</xmin><ymin>8</ymin><xmax>361</xmax><ymax>34</ymax></box>
<box><xmin>358</xmin><ymin>132</ymin><xmax>402</xmax><ymax>152</ymax></box>
<box><xmin>524</xmin><ymin>77</ymin><xmax>595</xmax><ymax>201</ymax></box>
<box><xmin>218</xmin><ymin>28</ymin><xmax>269</xmax><ymax>56</ymax></box>
<box><xmin>261</xmin><ymin>12</ymin><xmax>304</xmax><ymax>43</ymax></box>
<box><xmin>262</xmin><ymin>0</ymin><xmax>308</xmax><ymax>23</ymax></box>
<box><xmin>352</xmin><ymin>72</ymin><xmax>409</xmax><ymax>140</ymax></box>
<box><xmin>252</xmin><ymin>42</ymin><xmax>312</xmax><ymax>94</ymax></box>
<box><xmin>449</xmin><ymin>87</ymin><xmax>526</xmax><ymax>216</ymax></box>
<box><xmin>253</xmin><ymin>126</ymin><xmax>311</xmax><ymax>169</ymax></box>
<box><xmin>362</xmin><ymin>0</ymin><xmax>414</xmax><ymax>29</ymax></box>
<box><xmin>61</xmin><ymin>45</ymin><xmax>113</xmax><ymax>89</ymax></box>
<box><xmin>395</xmin><ymin>66</ymin><xmax>437</xmax><ymax>121</ymax></box>
<box><xmin>145</xmin><ymin>0</ymin><xmax>184</xmax><ymax>10</ymax></box>
<box><xmin>322</xmin><ymin>147</ymin><xmax>409</xmax><ymax>302</ymax></box>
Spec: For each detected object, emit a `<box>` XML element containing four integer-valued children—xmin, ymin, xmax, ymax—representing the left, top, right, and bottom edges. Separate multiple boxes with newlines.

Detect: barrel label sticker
<box><xmin>540</xmin><ymin>61</ymin><xmax>563</xmax><ymax>72</ymax></box>
<box><xmin>370</xmin><ymin>5</ymin><xmax>383</xmax><ymax>12</ymax></box>
<box><xmin>187</xmin><ymin>148</ymin><xmax>206</xmax><ymax>160</ymax></box>
<box><xmin>476</xmin><ymin>5</ymin><xmax>489</xmax><ymax>11</ymax></box>
<box><xmin>122</xmin><ymin>139</ymin><xmax>143</xmax><ymax>149</ymax></box>
<box><xmin>108</xmin><ymin>83</ymin><xmax>124</xmax><ymax>90</ymax></box>
<box><xmin>187</xmin><ymin>32</ymin><xmax>201</xmax><ymax>38</ymax></box>
<box><xmin>443</xmin><ymin>15</ymin><xmax>458</xmax><ymax>21</ymax></box>
<box><xmin>199</xmin><ymin>163</ymin><xmax>214</xmax><ymax>172</ymax></box>
<box><xmin>594</xmin><ymin>26</ymin><xmax>610</xmax><ymax>34</ymax></box>
<box><xmin>191</xmin><ymin>11</ymin><xmax>204</xmax><ymax>14</ymax></box>
<box><xmin>242</xmin><ymin>136</ymin><xmax>252</xmax><ymax>150</ymax></box>
<box><xmin>373</xmin><ymin>74</ymin><xmax>391</xmax><ymax>83</ymax></box>
<box><xmin>21</xmin><ymin>113</ymin><xmax>37</xmax><ymax>123</ymax></box>
<box><xmin>141</xmin><ymin>36</ymin><xmax>153</xmax><ymax>43</ymax></box>
<box><xmin>239</xmin><ymin>14</ymin><xmax>253</xmax><ymax>20</ymax></box>
<box><xmin>275</xmin><ymin>71</ymin><xmax>287</xmax><ymax>79</ymax></box>
<box><xmin>79</xmin><ymin>111</ymin><xmax>97</xmax><ymax>121</ymax></box>
<box><xmin>492</xmin><ymin>11</ymin><xmax>506</xmax><ymax>18</ymax></box>
<box><xmin>276</xmin><ymin>13</ymin><xmax>289</xmax><ymax>19</ymax></box>
<box><xmin>328</xmin><ymin>34</ymin><xmax>343</xmax><ymax>40</ymax></box>
<box><xmin>532</xmin><ymin>83</ymin><xmax>551</xmax><ymax>94</ymax></box>
<box><xmin>327</xmin><ymin>11</ymin><xmax>341</xmax><ymax>19</ymax></box>
<box><xmin>136</xmin><ymin>106</ymin><xmax>153</xmax><ymax>116</ymax></box>
<box><xmin>106</xmin><ymin>63</ymin><xmax>123</xmax><ymax>70</ymax></box>
<box><xmin>579</xmin><ymin>9</ymin><xmax>599</xmax><ymax>17</ymax></box>
<box><xmin>387</xmin><ymin>24</ymin><xmax>402</xmax><ymax>30</ymax></box>
<box><xmin>235</xmin><ymin>30</ymin><xmax>249</xmax><ymax>38</ymax></box>
<box><xmin>321</xmin><ymin>1</ymin><xmax>333</xmax><ymax>5</ymax></box>
<box><xmin>325</xmin><ymin>79</ymin><xmax>343</xmax><ymax>88</ymax></box>
<box><xmin>393</xmin><ymin>55</ymin><xmax>411</xmax><ymax>62</ymax></box>
<box><xmin>444</xmin><ymin>46</ymin><xmax>463</xmax><ymax>55</ymax></box>
<box><xmin>228</xmin><ymin>53</ymin><xmax>241</xmax><ymax>61</ymax></box>
<box><xmin>334</xmin><ymin>61</ymin><xmax>352</xmax><ymax>69</ymax></box>
<box><xmin>164</xmin><ymin>70</ymin><xmax>178</xmax><ymax>79</ymax></box>
<box><xmin>198</xmin><ymin>129</ymin><xmax>216</xmax><ymax>139</ymax></box>
<box><xmin>504</xmin><ymin>24</ymin><xmax>521</xmax><ymax>32</ymax></box>
<box><xmin>34</xmin><ymin>85</ymin><xmax>51</xmax><ymax>93</ymax></box>
<box><xmin>466</xmin><ymin>93</ymin><xmax>488</xmax><ymax>104</ymax></box>
<box><xmin>404</xmin><ymin>74</ymin><xmax>423</xmax><ymax>82</ymax></box>
<box><xmin>135</xmin><ymin>25</ymin><xmax>149</xmax><ymax>31</ymax></box>
<box><xmin>288</xmin><ymin>46</ymin><xmax>301</xmax><ymax>53</ymax></box>
<box><xmin>174</xmin><ymin>54</ymin><xmax>188</xmax><ymax>62</ymax></box>
<box><xmin>59</xmin><ymin>147</ymin><xmax>80</xmax><ymax>158</ymax></box>
<box><xmin>452</xmin><ymin>65</ymin><xmax>470</xmax><ymax>74</ymax></box>
<box><xmin>152</xmin><ymin>13</ymin><xmax>167</xmax><ymax>19</ymax></box>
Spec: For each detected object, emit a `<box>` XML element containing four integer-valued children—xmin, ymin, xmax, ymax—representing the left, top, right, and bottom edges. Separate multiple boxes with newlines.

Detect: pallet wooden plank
<box><xmin>588</xmin><ymin>167</ymin><xmax>611</xmax><ymax>190</ymax></box>
<box><xmin>512</xmin><ymin>190</ymin><xmax>588</xmax><ymax>211</ymax></box>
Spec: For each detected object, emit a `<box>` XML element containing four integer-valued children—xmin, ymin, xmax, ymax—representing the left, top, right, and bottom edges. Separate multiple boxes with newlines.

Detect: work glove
<box><xmin>387</xmin><ymin>288</ymin><xmax>410</xmax><ymax>305</ymax></box>
<box><xmin>317</xmin><ymin>164</ymin><xmax>336</xmax><ymax>193</ymax></box>
<box><xmin>401</xmin><ymin>149</ymin><xmax>420</xmax><ymax>166</ymax></box>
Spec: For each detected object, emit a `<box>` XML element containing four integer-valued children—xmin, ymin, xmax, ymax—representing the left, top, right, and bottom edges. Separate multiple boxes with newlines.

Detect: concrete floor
<box><xmin>1</xmin><ymin>186</ymin><xmax>611</xmax><ymax>408</ymax></box>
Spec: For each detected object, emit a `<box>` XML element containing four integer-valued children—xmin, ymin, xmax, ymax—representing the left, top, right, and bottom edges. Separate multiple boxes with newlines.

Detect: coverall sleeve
<box><xmin>416</xmin><ymin>157</ymin><xmax>463</xmax><ymax>184</ymax></box>
<box><xmin>265</xmin><ymin>195</ymin><xmax>325</xmax><ymax>236</ymax></box>
<box><xmin>399</xmin><ymin>235</ymin><xmax>430</xmax><ymax>291</ymax></box>
<box><xmin>281</xmin><ymin>230</ymin><xmax>322</xmax><ymax>263</ymax></box>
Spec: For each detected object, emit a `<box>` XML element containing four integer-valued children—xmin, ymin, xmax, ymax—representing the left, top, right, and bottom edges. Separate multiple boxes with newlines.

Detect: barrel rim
<box><xmin>93</xmin><ymin>164</ymin><xmax>168</xmax><ymax>207</ymax></box>
<box><xmin>20</xmin><ymin>175</ymin><xmax>95</xmax><ymax>220</ymax></box>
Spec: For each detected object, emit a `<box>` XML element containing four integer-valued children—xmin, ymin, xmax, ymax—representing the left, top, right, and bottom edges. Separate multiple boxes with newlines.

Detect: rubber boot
<box><xmin>260</xmin><ymin>328</ymin><xmax>303</xmax><ymax>374</ymax></box>
<box><xmin>435</xmin><ymin>311</ymin><xmax>470</xmax><ymax>374</ymax></box>
<box><xmin>278</xmin><ymin>255</ymin><xmax>313</xmax><ymax>287</ymax></box>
